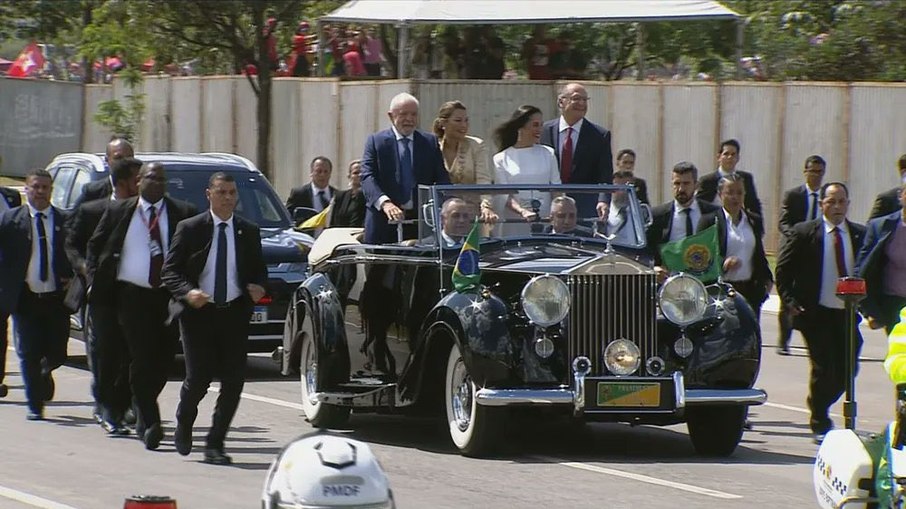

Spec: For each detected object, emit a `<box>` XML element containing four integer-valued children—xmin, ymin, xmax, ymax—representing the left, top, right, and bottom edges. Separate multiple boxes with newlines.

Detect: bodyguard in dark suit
<box><xmin>856</xmin><ymin>185</ymin><xmax>906</xmax><ymax>334</ymax></box>
<box><xmin>0</xmin><ymin>184</ymin><xmax>22</xmax><ymax>398</ymax></box>
<box><xmin>775</xmin><ymin>182</ymin><xmax>866</xmax><ymax>442</ymax></box>
<box><xmin>647</xmin><ymin>162</ymin><xmax>720</xmax><ymax>267</ymax></box>
<box><xmin>868</xmin><ymin>154</ymin><xmax>906</xmax><ymax>220</ymax></box>
<box><xmin>776</xmin><ymin>155</ymin><xmax>826</xmax><ymax>354</ymax></box>
<box><xmin>696</xmin><ymin>139</ymin><xmax>763</xmax><ymax>218</ymax></box>
<box><xmin>285</xmin><ymin>156</ymin><xmax>337</xmax><ymax>216</ymax></box>
<box><xmin>87</xmin><ymin>162</ymin><xmax>197</xmax><ymax>448</ymax></box>
<box><xmin>0</xmin><ymin>169</ymin><xmax>73</xmax><ymax>420</ymax></box>
<box><xmin>162</xmin><ymin>172</ymin><xmax>267</xmax><ymax>465</ymax></box>
<box><xmin>614</xmin><ymin>148</ymin><xmax>649</xmax><ymax>205</ymax></box>
<box><xmin>361</xmin><ymin>93</ymin><xmax>448</xmax><ymax>244</ymax></box>
<box><xmin>540</xmin><ymin>83</ymin><xmax>614</xmax><ymax>218</ymax></box>
<box><xmin>73</xmin><ymin>137</ymin><xmax>134</xmax><ymax>207</ymax></box>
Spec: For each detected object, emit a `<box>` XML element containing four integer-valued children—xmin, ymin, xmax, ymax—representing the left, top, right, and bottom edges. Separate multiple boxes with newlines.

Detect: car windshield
<box><xmin>411</xmin><ymin>184</ymin><xmax>648</xmax><ymax>249</ymax></box>
<box><xmin>164</xmin><ymin>166</ymin><xmax>291</xmax><ymax>229</ymax></box>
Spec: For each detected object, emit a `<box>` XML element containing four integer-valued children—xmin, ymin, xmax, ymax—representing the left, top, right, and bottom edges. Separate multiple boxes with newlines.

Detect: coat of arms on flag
<box><xmin>659</xmin><ymin>224</ymin><xmax>722</xmax><ymax>283</ymax></box>
<box><xmin>451</xmin><ymin>220</ymin><xmax>481</xmax><ymax>292</ymax></box>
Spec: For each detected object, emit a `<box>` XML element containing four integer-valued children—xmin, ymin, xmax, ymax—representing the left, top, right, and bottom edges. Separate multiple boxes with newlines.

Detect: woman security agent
<box><xmin>699</xmin><ymin>173</ymin><xmax>773</xmax><ymax>320</ymax></box>
<box><xmin>615</xmin><ymin>148</ymin><xmax>650</xmax><ymax>205</ymax></box>
<box><xmin>492</xmin><ymin>105</ymin><xmax>560</xmax><ymax>235</ymax></box>
<box><xmin>433</xmin><ymin>101</ymin><xmax>497</xmax><ymax>224</ymax></box>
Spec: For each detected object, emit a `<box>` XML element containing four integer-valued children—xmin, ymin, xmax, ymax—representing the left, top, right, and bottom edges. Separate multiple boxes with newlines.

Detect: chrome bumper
<box><xmin>474</xmin><ymin>357</ymin><xmax>767</xmax><ymax>412</ymax></box>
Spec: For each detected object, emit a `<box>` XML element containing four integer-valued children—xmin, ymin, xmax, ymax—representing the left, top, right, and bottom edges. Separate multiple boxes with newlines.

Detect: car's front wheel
<box><xmin>299</xmin><ymin>309</ymin><xmax>350</xmax><ymax>428</ymax></box>
<box><xmin>444</xmin><ymin>343</ymin><xmax>501</xmax><ymax>457</ymax></box>
<box><xmin>686</xmin><ymin>405</ymin><xmax>746</xmax><ymax>456</ymax></box>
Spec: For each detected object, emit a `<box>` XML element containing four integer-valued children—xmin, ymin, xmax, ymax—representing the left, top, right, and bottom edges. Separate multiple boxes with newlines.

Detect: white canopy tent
<box><xmin>320</xmin><ymin>0</ymin><xmax>743</xmax><ymax>78</ymax></box>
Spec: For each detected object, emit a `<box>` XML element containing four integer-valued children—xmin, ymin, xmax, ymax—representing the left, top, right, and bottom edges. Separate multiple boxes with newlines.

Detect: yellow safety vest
<box><xmin>884</xmin><ymin>307</ymin><xmax>906</xmax><ymax>383</ymax></box>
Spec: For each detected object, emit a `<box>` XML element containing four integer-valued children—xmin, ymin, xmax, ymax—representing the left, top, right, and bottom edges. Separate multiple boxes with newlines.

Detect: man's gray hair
<box><xmin>551</xmin><ymin>195</ymin><xmax>577</xmax><ymax>207</ymax></box>
<box><xmin>389</xmin><ymin>92</ymin><xmax>419</xmax><ymax>111</ymax></box>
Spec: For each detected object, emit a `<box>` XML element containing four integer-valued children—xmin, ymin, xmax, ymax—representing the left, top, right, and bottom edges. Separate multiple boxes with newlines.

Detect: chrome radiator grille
<box><xmin>567</xmin><ymin>274</ymin><xmax>658</xmax><ymax>375</ymax></box>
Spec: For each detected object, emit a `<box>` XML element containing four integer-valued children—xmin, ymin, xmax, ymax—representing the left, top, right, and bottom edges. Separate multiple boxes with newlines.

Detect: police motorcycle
<box><xmin>814</xmin><ymin>280</ymin><xmax>906</xmax><ymax>508</ymax></box>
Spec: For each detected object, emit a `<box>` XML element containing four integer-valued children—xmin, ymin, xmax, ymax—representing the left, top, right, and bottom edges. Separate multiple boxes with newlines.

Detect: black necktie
<box><xmin>317</xmin><ymin>190</ymin><xmax>328</xmax><ymax>210</ymax></box>
<box><xmin>35</xmin><ymin>212</ymin><xmax>49</xmax><ymax>282</ymax></box>
<box><xmin>683</xmin><ymin>208</ymin><xmax>693</xmax><ymax>237</ymax></box>
<box><xmin>833</xmin><ymin>227</ymin><xmax>848</xmax><ymax>277</ymax></box>
<box><xmin>400</xmin><ymin>137</ymin><xmax>414</xmax><ymax>201</ymax></box>
<box><xmin>808</xmin><ymin>192</ymin><xmax>818</xmax><ymax>220</ymax></box>
<box><xmin>214</xmin><ymin>223</ymin><xmax>228</xmax><ymax>304</ymax></box>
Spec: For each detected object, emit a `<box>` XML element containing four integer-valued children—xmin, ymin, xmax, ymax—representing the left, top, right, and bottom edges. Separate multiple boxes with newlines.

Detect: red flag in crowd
<box><xmin>7</xmin><ymin>42</ymin><xmax>45</xmax><ymax>78</ymax></box>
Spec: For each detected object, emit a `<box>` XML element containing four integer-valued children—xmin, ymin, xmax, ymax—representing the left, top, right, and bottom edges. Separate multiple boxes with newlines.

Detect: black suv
<box><xmin>46</xmin><ymin>152</ymin><xmax>312</xmax><ymax>353</ymax></box>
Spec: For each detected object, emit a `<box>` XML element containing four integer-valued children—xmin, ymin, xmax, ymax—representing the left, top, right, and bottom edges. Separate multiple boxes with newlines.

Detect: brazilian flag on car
<box><xmin>452</xmin><ymin>220</ymin><xmax>481</xmax><ymax>292</ymax></box>
<box><xmin>659</xmin><ymin>224</ymin><xmax>722</xmax><ymax>283</ymax></box>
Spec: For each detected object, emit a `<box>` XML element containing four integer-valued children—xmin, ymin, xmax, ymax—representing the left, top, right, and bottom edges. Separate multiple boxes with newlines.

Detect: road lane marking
<box><xmin>0</xmin><ymin>485</ymin><xmax>79</xmax><ymax>509</ymax></box>
<box><xmin>764</xmin><ymin>402</ymin><xmax>810</xmax><ymax>414</ymax></box>
<box><xmin>208</xmin><ymin>387</ymin><xmax>305</xmax><ymax>411</ymax></box>
<box><xmin>531</xmin><ymin>456</ymin><xmax>743</xmax><ymax>499</ymax></box>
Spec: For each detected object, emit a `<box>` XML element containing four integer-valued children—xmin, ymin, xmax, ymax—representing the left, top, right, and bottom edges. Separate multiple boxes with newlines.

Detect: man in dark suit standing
<box><xmin>776</xmin><ymin>155</ymin><xmax>827</xmax><ymax>354</ymax></box>
<box><xmin>857</xmin><ymin>184</ymin><xmax>906</xmax><ymax>334</ymax></box>
<box><xmin>285</xmin><ymin>156</ymin><xmax>337</xmax><ymax>217</ymax></box>
<box><xmin>162</xmin><ymin>172</ymin><xmax>267</xmax><ymax>465</ymax></box>
<box><xmin>74</xmin><ymin>137</ymin><xmax>135</xmax><ymax>207</ymax></box>
<box><xmin>87</xmin><ymin>162</ymin><xmax>197</xmax><ymax>448</ymax></box>
<box><xmin>0</xmin><ymin>169</ymin><xmax>73</xmax><ymax>420</ymax></box>
<box><xmin>775</xmin><ymin>182</ymin><xmax>866</xmax><ymax>443</ymax></box>
<box><xmin>868</xmin><ymin>154</ymin><xmax>906</xmax><ymax>220</ymax></box>
<box><xmin>0</xmin><ymin>184</ymin><xmax>22</xmax><ymax>398</ymax></box>
<box><xmin>540</xmin><ymin>82</ymin><xmax>613</xmax><ymax>218</ymax></box>
<box><xmin>647</xmin><ymin>162</ymin><xmax>720</xmax><ymax>273</ymax></box>
<box><xmin>65</xmin><ymin>157</ymin><xmax>142</xmax><ymax>431</ymax></box>
<box><xmin>361</xmin><ymin>92</ymin><xmax>449</xmax><ymax>244</ymax></box>
<box><xmin>696</xmin><ymin>139</ymin><xmax>763</xmax><ymax>218</ymax></box>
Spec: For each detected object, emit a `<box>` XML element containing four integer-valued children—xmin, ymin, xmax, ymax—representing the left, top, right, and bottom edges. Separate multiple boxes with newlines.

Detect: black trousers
<box><xmin>83</xmin><ymin>306</ymin><xmax>100</xmax><ymax>409</ymax></box>
<box><xmin>799</xmin><ymin>306</ymin><xmax>863</xmax><ymax>433</ymax></box>
<box><xmin>91</xmin><ymin>302</ymin><xmax>132</xmax><ymax>422</ymax></box>
<box><xmin>727</xmin><ymin>279</ymin><xmax>767</xmax><ymax>322</ymax></box>
<box><xmin>1</xmin><ymin>311</ymin><xmax>9</xmax><ymax>385</ymax></box>
<box><xmin>116</xmin><ymin>283</ymin><xmax>178</xmax><ymax>428</ymax></box>
<box><xmin>778</xmin><ymin>298</ymin><xmax>794</xmax><ymax>348</ymax></box>
<box><xmin>176</xmin><ymin>299</ymin><xmax>251</xmax><ymax>449</ymax></box>
<box><xmin>12</xmin><ymin>289</ymin><xmax>70</xmax><ymax>412</ymax></box>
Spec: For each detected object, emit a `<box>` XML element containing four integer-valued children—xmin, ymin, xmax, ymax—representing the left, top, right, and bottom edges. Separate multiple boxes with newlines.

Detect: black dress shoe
<box><xmin>174</xmin><ymin>426</ymin><xmax>193</xmax><ymax>456</ymax></box>
<box><xmin>203</xmin><ymin>448</ymin><xmax>232</xmax><ymax>465</ymax></box>
<box><xmin>42</xmin><ymin>373</ymin><xmax>55</xmax><ymax>402</ymax></box>
<box><xmin>0</xmin><ymin>383</ymin><xmax>8</xmax><ymax>398</ymax></box>
<box><xmin>124</xmin><ymin>408</ymin><xmax>137</xmax><ymax>426</ymax></box>
<box><xmin>26</xmin><ymin>409</ymin><xmax>44</xmax><ymax>421</ymax></box>
<box><xmin>143</xmin><ymin>423</ymin><xmax>163</xmax><ymax>450</ymax></box>
<box><xmin>102</xmin><ymin>420</ymin><xmax>130</xmax><ymax>436</ymax></box>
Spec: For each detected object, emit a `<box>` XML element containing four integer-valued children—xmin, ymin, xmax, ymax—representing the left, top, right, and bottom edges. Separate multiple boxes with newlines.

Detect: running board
<box><xmin>315</xmin><ymin>384</ymin><xmax>397</xmax><ymax>408</ymax></box>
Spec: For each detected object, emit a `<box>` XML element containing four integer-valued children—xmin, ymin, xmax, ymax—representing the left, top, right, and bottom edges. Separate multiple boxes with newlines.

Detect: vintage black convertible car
<box><xmin>281</xmin><ymin>184</ymin><xmax>766</xmax><ymax>457</ymax></box>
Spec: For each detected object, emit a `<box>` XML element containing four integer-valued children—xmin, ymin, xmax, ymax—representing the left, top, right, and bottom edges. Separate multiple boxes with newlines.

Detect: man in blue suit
<box><xmin>361</xmin><ymin>92</ymin><xmax>449</xmax><ymax>244</ymax></box>
<box><xmin>0</xmin><ymin>184</ymin><xmax>22</xmax><ymax>398</ymax></box>
<box><xmin>0</xmin><ymin>169</ymin><xmax>73</xmax><ymax>420</ymax></box>
<box><xmin>857</xmin><ymin>184</ymin><xmax>906</xmax><ymax>335</ymax></box>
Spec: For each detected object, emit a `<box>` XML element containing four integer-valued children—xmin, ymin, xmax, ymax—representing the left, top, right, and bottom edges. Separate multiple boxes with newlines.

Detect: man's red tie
<box><xmin>560</xmin><ymin>126</ymin><xmax>573</xmax><ymax>183</ymax></box>
<box><xmin>833</xmin><ymin>226</ymin><xmax>848</xmax><ymax>277</ymax></box>
<box><xmin>149</xmin><ymin>205</ymin><xmax>163</xmax><ymax>287</ymax></box>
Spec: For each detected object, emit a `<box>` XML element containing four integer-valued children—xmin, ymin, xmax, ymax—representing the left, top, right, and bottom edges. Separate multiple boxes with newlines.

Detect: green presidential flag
<box><xmin>659</xmin><ymin>224</ymin><xmax>722</xmax><ymax>283</ymax></box>
<box><xmin>452</xmin><ymin>221</ymin><xmax>481</xmax><ymax>292</ymax></box>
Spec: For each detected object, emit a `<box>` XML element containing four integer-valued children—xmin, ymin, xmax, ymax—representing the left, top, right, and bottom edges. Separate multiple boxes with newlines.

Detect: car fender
<box><xmin>291</xmin><ymin>272</ymin><xmax>350</xmax><ymax>387</ymax></box>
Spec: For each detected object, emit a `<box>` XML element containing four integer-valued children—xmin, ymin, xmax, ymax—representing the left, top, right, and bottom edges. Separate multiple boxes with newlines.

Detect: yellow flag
<box><xmin>299</xmin><ymin>206</ymin><xmax>330</xmax><ymax>229</ymax></box>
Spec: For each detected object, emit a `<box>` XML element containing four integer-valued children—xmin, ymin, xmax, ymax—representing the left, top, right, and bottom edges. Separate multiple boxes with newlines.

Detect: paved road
<box><xmin>0</xmin><ymin>313</ymin><xmax>895</xmax><ymax>509</ymax></box>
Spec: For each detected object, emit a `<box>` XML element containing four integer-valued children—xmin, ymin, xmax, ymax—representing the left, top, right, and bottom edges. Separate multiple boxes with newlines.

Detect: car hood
<box><xmin>479</xmin><ymin>242</ymin><xmax>652</xmax><ymax>276</ymax></box>
<box><xmin>260</xmin><ymin>228</ymin><xmax>311</xmax><ymax>264</ymax></box>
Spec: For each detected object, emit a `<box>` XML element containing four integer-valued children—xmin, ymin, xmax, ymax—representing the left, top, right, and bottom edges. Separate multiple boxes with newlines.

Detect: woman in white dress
<box><xmin>492</xmin><ymin>105</ymin><xmax>560</xmax><ymax>235</ymax></box>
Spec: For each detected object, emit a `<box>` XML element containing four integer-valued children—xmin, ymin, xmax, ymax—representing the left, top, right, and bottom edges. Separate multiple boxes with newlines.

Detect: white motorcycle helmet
<box><xmin>262</xmin><ymin>432</ymin><xmax>394</xmax><ymax>509</ymax></box>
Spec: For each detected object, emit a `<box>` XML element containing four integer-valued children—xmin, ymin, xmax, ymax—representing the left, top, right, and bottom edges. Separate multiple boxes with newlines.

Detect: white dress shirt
<box><xmin>311</xmin><ymin>183</ymin><xmax>332</xmax><ymax>213</ymax></box>
<box><xmin>557</xmin><ymin>116</ymin><xmax>583</xmax><ymax>162</ymax></box>
<box><xmin>669</xmin><ymin>200</ymin><xmax>702</xmax><ymax>242</ymax></box>
<box><xmin>819</xmin><ymin>218</ymin><xmax>855</xmax><ymax>309</ymax></box>
<box><xmin>26</xmin><ymin>204</ymin><xmax>57</xmax><ymax>293</ymax></box>
<box><xmin>118</xmin><ymin>198</ymin><xmax>169</xmax><ymax>288</ymax></box>
<box><xmin>723</xmin><ymin>209</ymin><xmax>756</xmax><ymax>282</ymax></box>
<box><xmin>377</xmin><ymin>125</ymin><xmax>414</xmax><ymax>210</ymax></box>
<box><xmin>199</xmin><ymin>212</ymin><xmax>242</xmax><ymax>303</ymax></box>
<box><xmin>804</xmin><ymin>184</ymin><xmax>821</xmax><ymax>221</ymax></box>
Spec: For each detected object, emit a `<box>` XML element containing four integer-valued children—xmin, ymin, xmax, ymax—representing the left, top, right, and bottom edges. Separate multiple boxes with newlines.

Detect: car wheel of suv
<box><xmin>686</xmin><ymin>405</ymin><xmax>746</xmax><ymax>456</ymax></box>
<box><xmin>444</xmin><ymin>343</ymin><xmax>501</xmax><ymax>457</ymax></box>
<box><xmin>299</xmin><ymin>307</ymin><xmax>350</xmax><ymax>428</ymax></box>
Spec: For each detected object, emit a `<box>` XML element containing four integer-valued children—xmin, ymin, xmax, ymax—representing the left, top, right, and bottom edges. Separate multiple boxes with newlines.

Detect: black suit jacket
<box><xmin>630</xmin><ymin>176</ymin><xmax>649</xmax><ymax>205</ymax></box>
<box><xmin>696</xmin><ymin>170</ymin><xmax>763</xmax><ymax>218</ymax></box>
<box><xmin>698</xmin><ymin>209</ymin><xmax>773</xmax><ymax>294</ymax></box>
<box><xmin>778</xmin><ymin>184</ymin><xmax>821</xmax><ymax>238</ymax></box>
<box><xmin>646</xmin><ymin>199</ymin><xmax>720</xmax><ymax>264</ymax></box>
<box><xmin>86</xmin><ymin>195</ymin><xmax>197</xmax><ymax>305</ymax></box>
<box><xmin>855</xmin><ymin>211</ymin><xmax>903</xmax><ymax>326</ymax></box>
<box><xmin>161</xmin><ymin>211</ymin><xmax>268</xmax><ymax>306</ymax></box>
<box><xmin>285</xmin><ymin>183</ymin><xmax>337</xmax><ymax>213</ymax></box>
<box><xmin>0</xmin><ymin>186</ymin><xmax>21</xmax><ymax>210</ymax></box>
<box><xmin>65</xmin><ymin>197</ymin><xmax>111</xmax><ymax>277</ymax></box>
<box><xmin>869</xmin><ymin>186</ymin><xmax>901</xmax><ymax>220</ymax></box>
<box><xmin>74</xmin><ymin>179</ymin><xmax>113</xmax><ymax>208</ymax></box>
<box><xmin>0</xmin><ymin>205</ymin><xmax>73</xmax><ymax>315</ymax></box>
<box><xmin>540</xmin><ymin>118</ymin><xmax>614</xmax><ymax>185</ymax></box>
<box><xmin>329</xmin><ymin>188</ymin><xmax>365</xmax><ymax>227</ymax></box>
<box><xmin>775</xmin><ymin>218</ymin><xmax>866</xmax><ymax>321</ymax></box>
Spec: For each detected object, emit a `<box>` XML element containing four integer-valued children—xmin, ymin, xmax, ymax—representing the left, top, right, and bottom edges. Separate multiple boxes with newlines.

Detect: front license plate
<box><xmin>250</xmin><ymin>306</ymin><xmax>268</xmax><ymax>323</ymax></box>
<box><xmin>597</xmin><ymin>381</ymin><xmax>661</xmax><ymax>407</ymax></box>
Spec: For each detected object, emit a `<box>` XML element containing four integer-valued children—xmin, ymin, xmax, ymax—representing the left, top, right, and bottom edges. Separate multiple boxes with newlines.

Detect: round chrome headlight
<box><xmin>659</xmin><ymin>274</ymin><xmax>708</xmax><ymax>326</ymax></box>
<box><xmin>603</xmin><ymin>339</ymin><xmax>641</xmax><ymax>376</ymax></box>
<box><xmin>521</xmin><ymin>275</ymin><xmax>570</xmax><ymax>327</ymax></box>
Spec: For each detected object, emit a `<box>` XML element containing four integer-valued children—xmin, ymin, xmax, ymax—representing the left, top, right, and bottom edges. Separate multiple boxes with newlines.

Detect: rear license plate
<box><xmin>250</xmin><ymin>306</ymin><xmax>268</xmax><ymax>323</ymax></box>
<box><xmin>597</xmin><ymin>381</ymin><xmax>661</xmax><ymax>407</ymax></box>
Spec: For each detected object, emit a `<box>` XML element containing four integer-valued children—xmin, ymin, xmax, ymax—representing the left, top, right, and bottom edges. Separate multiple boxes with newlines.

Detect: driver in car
<box><xmin>545</xmin><ymin>196</ymin><xmax>591</xmax><ymax>237</ymax></box>
<box><xmin>420</xmin><ymin>197</ymin><xmax>475</xmax><ymax>248</ymax></box>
